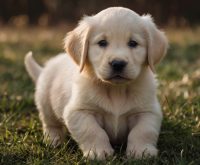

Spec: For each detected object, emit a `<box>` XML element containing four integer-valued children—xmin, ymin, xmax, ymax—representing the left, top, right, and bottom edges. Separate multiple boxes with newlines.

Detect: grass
<box><xmin>0</xmin><ymin>25</ymin><xmax>200</xmax><ymax>164</ymax></box>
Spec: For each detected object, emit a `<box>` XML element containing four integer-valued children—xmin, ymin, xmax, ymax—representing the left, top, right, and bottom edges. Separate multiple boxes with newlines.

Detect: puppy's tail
<box><xmin>24</xmin><ymin>51</ymin><xmax>42</xmax><ymax>83</ymax></box>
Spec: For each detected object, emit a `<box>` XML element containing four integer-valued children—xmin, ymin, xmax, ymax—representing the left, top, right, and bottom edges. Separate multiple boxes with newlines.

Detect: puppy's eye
<box><xmin>128</xmin><ymin>40</ymin><xmax>138</xmax><ymax>48</ymax></box>
<box><xmin>97</xmin><ymin>40</ymin><xmax>108</xmax><ymax>48</ymax></box>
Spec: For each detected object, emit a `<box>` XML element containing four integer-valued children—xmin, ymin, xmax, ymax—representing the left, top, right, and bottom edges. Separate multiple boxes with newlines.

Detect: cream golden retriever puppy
<box><xmin>25</xmin><ymin>7</ymin><xmax>168</xmax><ymax>160</ymax></box>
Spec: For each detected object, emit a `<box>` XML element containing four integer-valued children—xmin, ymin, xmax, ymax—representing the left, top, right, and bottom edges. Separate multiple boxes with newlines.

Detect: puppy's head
<box><xmin>64</xmin><ymin>7</ymin><xmax>168</xmax><ymax>84</ymax></box>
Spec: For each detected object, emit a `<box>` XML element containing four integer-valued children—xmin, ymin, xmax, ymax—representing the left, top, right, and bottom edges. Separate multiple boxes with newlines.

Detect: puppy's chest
<box><xmin>97</xmin><ymin>88</ymin><xmax>136</xmax><ymax>115</ymax></box>
<box><xmin>94</xmin><ymin>88</ymin><xmax>137</xmax><ymax>143</ymax></box>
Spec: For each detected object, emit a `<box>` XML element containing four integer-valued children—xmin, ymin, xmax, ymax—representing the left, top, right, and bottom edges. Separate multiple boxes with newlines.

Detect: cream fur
<box><xmin>25</xmin><ymin>7</ymin><xmax>168</xmax><ymax>160</ymax></box>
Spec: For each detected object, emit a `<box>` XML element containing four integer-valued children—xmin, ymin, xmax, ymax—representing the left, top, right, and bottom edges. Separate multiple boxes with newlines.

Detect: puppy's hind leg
<box><xmin>36</xmin><ymin>101</ymin><xmax>66</xmax><ymax>147</ymax></box>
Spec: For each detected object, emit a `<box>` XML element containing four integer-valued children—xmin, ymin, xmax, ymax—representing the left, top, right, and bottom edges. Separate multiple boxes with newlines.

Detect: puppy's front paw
<box><xmin>83</xmin><ymin>145</ymin><xmax>114</xmax><ymax>160</ymax></box>
<box><xmin>126</xmin><ymin>144</ymin><xmax>158</xmax><ymax>159</ymax></box>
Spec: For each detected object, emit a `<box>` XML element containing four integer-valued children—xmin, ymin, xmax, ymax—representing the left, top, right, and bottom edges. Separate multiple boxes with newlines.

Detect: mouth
<box><xmin>106</xmin><ymin>75</ymin><xmax>131</xmax><ymax>83</ymax></box>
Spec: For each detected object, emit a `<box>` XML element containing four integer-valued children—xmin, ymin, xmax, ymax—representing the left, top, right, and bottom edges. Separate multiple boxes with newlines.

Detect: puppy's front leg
<box><xmin>64</xmin><ymin>107</ymin><xmax>114</xmax><ymax>160</ymax></box>
<box><xmin>126</xmin><ymin>110</ymin><xmax>162</xmax><ymax>158</ymax></box>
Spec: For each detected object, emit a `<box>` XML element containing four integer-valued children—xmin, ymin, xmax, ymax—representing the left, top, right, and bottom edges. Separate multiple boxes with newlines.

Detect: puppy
<box><xmin>25</xmin><ymin>7</ymin><xmax>168</xmax><ymax>160</ymax></box>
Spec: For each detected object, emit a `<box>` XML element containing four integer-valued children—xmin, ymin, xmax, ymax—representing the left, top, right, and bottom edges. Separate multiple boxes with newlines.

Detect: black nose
<box><xmin>110</xmin><ymin>60</ymin><xmax>127</xmax><ymax>72</ymax></box>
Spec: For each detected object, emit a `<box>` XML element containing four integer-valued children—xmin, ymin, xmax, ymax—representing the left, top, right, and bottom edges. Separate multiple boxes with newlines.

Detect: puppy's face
<box><xmin>88</xmin><ymin>9</ymin><xmax>147</xmax><ymax>84</ymax></box>
<box><xmin>65</xmin><ymin>7</ymin><xmax>168</xmax><ymax>84</ymax></box>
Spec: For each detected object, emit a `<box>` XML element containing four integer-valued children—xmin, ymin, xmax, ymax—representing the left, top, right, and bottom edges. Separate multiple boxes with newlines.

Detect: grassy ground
<box><xmin>0</xmin><ymin>25</ymin><xmax>200</xmax><ymax>165</ymax></box>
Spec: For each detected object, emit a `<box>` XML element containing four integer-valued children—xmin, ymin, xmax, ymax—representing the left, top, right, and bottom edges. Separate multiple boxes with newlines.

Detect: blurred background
<box><xmin>0</xmin><ymin>0</ymin><xmax>200</xmax><ymax>26</ymax></box>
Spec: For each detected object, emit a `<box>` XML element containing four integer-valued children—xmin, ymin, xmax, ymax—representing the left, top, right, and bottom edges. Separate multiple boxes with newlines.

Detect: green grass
<box><xmin>0</xmin><ymin>26</ymin><xmax>200</xmax><ymax>164</ymax></box>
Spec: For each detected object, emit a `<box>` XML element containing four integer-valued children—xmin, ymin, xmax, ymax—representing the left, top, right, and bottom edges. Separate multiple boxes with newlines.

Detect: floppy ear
<box><xmin>142</xmin><ymin>15</ymin><xmax>168</xmax><ymax>72</ymax></box>
<box><xmin>64</xmin><ymin>19</ymin><xmax>91</xmax><ymax>72</ymax></box>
